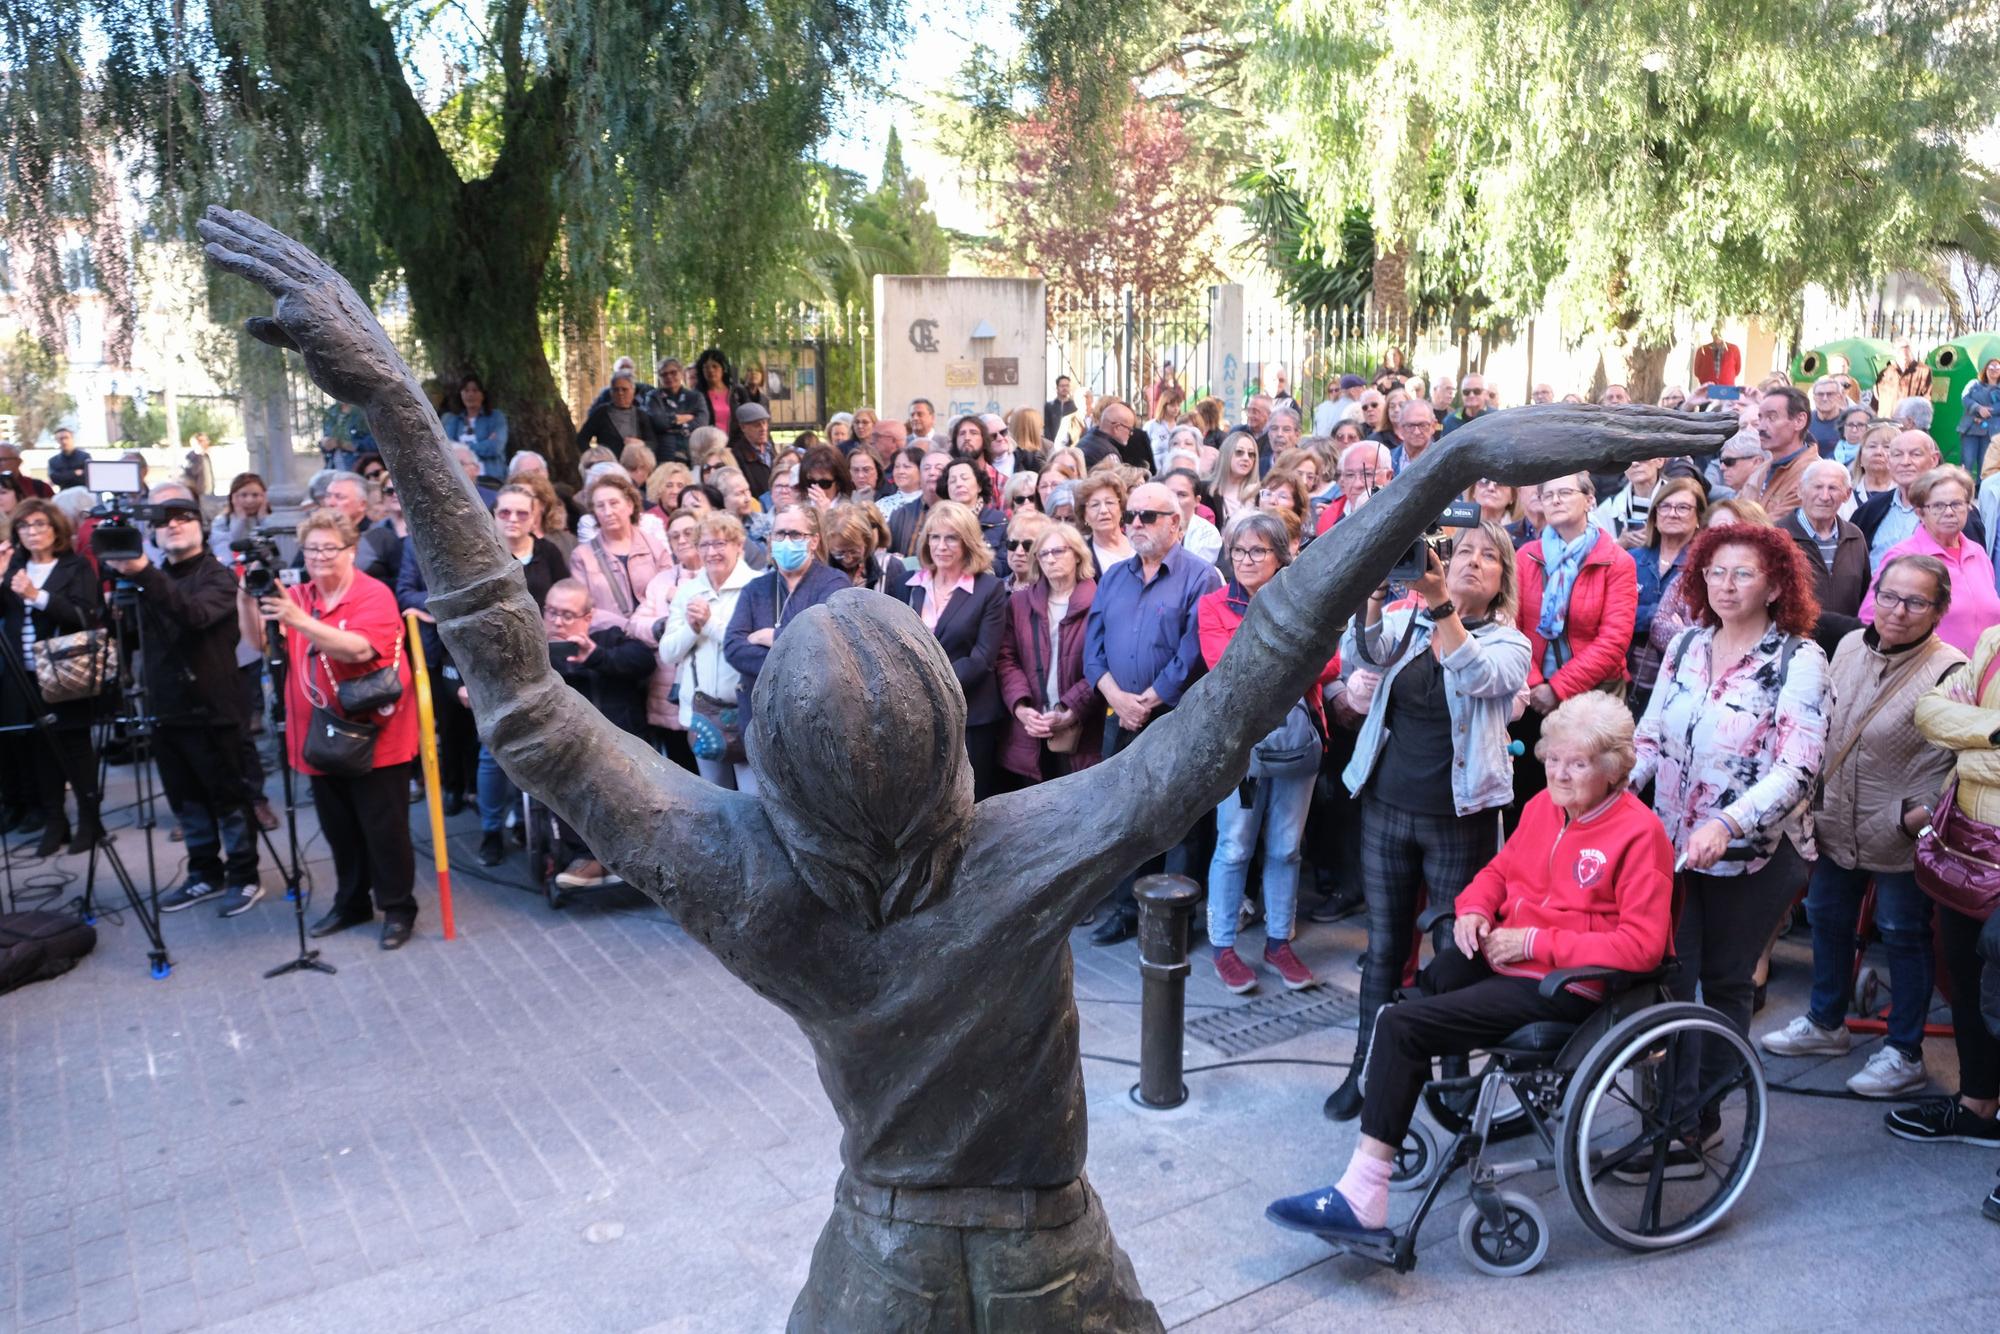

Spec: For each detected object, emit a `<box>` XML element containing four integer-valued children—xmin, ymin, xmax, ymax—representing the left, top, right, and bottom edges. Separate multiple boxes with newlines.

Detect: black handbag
<box><xmin>302</xmin><ymin>704</ymin><xmax>379</xmax><ymax>777</ymax></box>
<box><xmin>335</xmin><ymin>629</ymin><xmax>405</xmax><ymax>715</ymax></box>
<box><xmin>302</xmin><ymin>649</ymin><xmax>379</xmax><ymax>776</ymax></box>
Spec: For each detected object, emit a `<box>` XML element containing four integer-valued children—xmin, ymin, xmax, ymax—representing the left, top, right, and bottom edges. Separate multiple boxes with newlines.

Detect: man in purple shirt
<box><xmin>1082</xmin><ymin>481</ymin><xmax>1223</xmax><ymax>943</ymax></box>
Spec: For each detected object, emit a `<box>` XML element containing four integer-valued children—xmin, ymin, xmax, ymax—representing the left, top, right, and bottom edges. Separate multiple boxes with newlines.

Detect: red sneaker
<box><xmin>1214</xmin><ymin>946</ymin><xmax>1258</xmax><ymax>994</ymax></box>
<box><xmin>1264</xmin><ymin>940</ymin><xmax>1316</xmax><ymax>990</ymax></box>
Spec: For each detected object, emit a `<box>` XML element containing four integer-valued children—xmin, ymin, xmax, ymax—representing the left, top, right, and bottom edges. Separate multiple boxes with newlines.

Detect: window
<box><xmin>62</xmin><ymin>242</ymin><xmax>97</xmax><ymax>293</ymax></box>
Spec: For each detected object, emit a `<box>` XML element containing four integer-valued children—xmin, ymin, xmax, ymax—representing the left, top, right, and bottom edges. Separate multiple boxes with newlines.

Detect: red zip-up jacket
<box><xmin>1454</xmin><ymin>788</ymin><xmax>1673</xmax><ymax>997</ymax></box>
<box><xmin>1515</xmin><ymin>528</ymin><xmax>1639</xmax><ymax>698</ymax></box>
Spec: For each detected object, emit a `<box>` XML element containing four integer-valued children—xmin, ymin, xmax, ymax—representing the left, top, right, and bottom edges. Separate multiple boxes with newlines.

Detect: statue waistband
<box><xmin>835</xmin><ymin>1171</ymin><xmax>1090</xmax><ymax>1231</ymax></box>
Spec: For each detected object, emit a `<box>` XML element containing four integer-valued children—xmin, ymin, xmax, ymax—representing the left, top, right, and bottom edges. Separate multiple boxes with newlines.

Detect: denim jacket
<box><xmin>1341</xmin><ymin>607</ymin><xmax>1531</xmax><ymax>816</ymax></box>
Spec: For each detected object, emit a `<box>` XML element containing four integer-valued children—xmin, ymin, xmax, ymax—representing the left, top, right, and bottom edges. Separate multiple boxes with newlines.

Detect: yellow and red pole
<box><xmin>404</xmin><ymin>612</ymin><xmax>456</xmax><ymax>940</ymax></box>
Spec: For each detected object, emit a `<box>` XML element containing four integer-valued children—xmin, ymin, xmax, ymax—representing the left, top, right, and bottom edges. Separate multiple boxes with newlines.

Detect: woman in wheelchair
<box><xmin>1270</xmin><ymin>692</ymin><xmax>1673</xmax><ymax>1241</ymax></box>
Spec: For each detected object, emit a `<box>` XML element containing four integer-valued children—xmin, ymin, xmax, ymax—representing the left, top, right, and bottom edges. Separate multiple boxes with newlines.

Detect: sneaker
<box><xmin>1846</xmin><ymin>1047</ymin><xmax>1927</xmax><ymax>1099</ymax></box>
<box><xmin>1612</xmin><ymin>1121</ymin><xmax>1721</xmax><ymax>1184</ymax></box>
<box><xmin>218</xmin><ymin>884</ymin><xmax>265</xmax><ymax>918</ymax></box>
<box><xmin>1886</xmin><ymin>1097</ymin><xmax>2000</xmax><ymax>1147</ymax></box>
<box><xmin>476</xmin><ymin>832</ymin><xmax>505</xmax><ymax>866</ymax></box>
<box><xmin>554</xmin><ymin>858</ymin><xmax>611</xmax><ymax>889</ymax></box>
<box><xmin>1214</xmin><ymin>946</ymin><xmax>1257</xmax><ymax>994</ymax></box>
<box><xmin>1264</xmin><ymin>940</ymin><xmax>1316</xmax><ymax>990</ymax></box>
<box><xmin>1760</xmin><ymin>1014</ymin><xmax>1852</xmax><ymax>1057</ymax></box>
<box><xmin>159</xmin><ymin>880</ymin><xmax>222</xmax><ymax>912</ymax></box>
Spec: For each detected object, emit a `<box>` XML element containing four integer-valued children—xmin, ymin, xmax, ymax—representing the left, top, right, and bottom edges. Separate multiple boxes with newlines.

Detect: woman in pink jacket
<box><xmin>1267</xmin><ymin>693</ymin><xmax>1671</xmax><ymax>1244</ymax></box>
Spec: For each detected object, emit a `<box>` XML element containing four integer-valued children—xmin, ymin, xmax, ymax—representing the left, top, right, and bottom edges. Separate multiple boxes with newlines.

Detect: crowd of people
<box><xmin>6</xmin><ymin>347</ymin><xmax>2000</xmax><ymax>1228</ymax></box>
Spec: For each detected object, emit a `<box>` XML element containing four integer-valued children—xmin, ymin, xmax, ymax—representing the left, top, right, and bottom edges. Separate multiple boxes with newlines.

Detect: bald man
<box><xmin>1852</xmin><ymin>429</ymin><xmax>1986</xmax><ymax>569</ymax></box>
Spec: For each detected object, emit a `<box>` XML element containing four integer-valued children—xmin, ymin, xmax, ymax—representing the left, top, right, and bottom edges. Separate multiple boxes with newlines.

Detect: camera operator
<box><xmin>0</xmin><ymin>499</ymin><xmax>106</xmax><ymax>855</ymax></box>
<box><xmin>99</xmin><ymin>495</ymin><xmax>264</xmax><ymax>915</ymax></box>
<box><xmin>540</xmin><ymin>578</ymin><xmax>655</xmax><ymax>891</ymax></box>
<box><xmin>256</xmin><ymin>508</ymin><xmax>421</xmax><ymax>951</ymax></box>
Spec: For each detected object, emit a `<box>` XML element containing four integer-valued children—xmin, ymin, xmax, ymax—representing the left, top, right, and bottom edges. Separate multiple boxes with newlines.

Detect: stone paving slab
<box><xmin>2</xmin><ymin>758</ymin><xmax>1995</xmax><ymax>1331</ymax></box>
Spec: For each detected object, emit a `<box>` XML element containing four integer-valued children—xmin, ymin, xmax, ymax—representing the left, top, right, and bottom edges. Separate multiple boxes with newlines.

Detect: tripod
<box><xmin>258</xmin><ymin>604</ymin><xmax>334</xmax><ymax>978</ymax></box>
<box><xmin>87</xmin><ymin>576</ymin><xmax>165</xmax><ymax>913</ymax></box>
<box><xmin>0</xmin><ymin>631</ymin><xmax>171</xmax><ymax>977</ymax></box>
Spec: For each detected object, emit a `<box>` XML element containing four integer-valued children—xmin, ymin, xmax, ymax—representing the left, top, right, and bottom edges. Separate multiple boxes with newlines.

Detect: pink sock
<box><xmin>1334</xmin><ymin>1152</ymin><xmax>1393</xmax><ymax>1230</ymax></box>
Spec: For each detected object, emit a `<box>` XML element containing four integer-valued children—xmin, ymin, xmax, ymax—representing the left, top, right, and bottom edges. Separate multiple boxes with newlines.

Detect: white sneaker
<box><xmin>1760</xmin><ymin>1015</ymin><xmax>1851</xmax><ymax>1057</ymax></box>
<box><xmin>1846</xmin><ymin>1046</ymin><xmax>1927</xmax><ymax>1098</ymax></box>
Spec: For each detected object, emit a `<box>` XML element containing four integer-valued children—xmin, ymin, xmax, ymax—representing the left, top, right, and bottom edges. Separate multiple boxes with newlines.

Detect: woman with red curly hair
<box><xmin>1630</xmin><ymin>521</ymin><xmax>1828</xmax><ymax>1171</ymax></box>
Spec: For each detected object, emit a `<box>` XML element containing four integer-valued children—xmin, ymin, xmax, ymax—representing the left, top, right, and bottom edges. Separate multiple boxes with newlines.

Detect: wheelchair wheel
<box><xmin>1456</xmin><ymin>1191</ymin><xmax>1548</xmax><ymax>1277</ymax></box>
<box><xmin>1423</xmin><ymin>1059</ymin><xmax>1526</xmax><ymax>1135</ymax></box>
<box><xmin>1557</xmin><ymin>1002</ymin><xmax>1766</xmax><ymax>1252</ymax></box>
<box><xmin>1853</xmin><ymin>965</ymin><xmax>1881</xmax><ymax>1016</ymax></box>
<box><xmin>1388</xmin><ymin>1119</ymin><xmax>1440</xmax><ymax>1193</ymax></box>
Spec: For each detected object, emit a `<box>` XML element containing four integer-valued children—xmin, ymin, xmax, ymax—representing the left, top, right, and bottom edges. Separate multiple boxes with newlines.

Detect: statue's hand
<box><xmin>1446</xmin><ymin>404</ymin><xmax>1736</xmax><ymax>483</ymax></box>
<box><xmin>196</xmin><ymin>207</ymin><xmax>400</xmax><ymax>409</ymax></box>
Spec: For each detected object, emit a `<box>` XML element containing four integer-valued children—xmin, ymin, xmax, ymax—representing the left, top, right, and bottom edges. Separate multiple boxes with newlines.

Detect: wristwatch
<box><xmin>1426</xmin><ymin>599</ymin><xmax>1456</xmax><ymax>620</ymax></box>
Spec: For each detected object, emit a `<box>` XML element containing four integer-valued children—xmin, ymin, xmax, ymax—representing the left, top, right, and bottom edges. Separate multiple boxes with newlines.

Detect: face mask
<box><xmin>771</xmin><ymin>538</ymin><xmax>810</xmax><ymax>572</ymax></box>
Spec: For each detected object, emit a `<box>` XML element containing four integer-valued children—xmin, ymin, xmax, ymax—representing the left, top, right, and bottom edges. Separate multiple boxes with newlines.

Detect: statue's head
<box><xmin>749</xmin><ymin>589</ymin><xmax>974</xmax><ymax>928</ymax></box>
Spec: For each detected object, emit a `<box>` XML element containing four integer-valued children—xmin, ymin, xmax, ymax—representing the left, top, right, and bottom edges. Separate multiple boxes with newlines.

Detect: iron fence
<box><xmin>1048</xmin><ymin>289</ymin><xmax>1213</xmax><ymax>407</ymax></box>
<box><xmin>599</xmin><ymin>301</ymin><xmax>875</xmax><ymax>431</ymax></box>
<box><xmin>1238</xmin><ymin>301</ymin><xmax>1462</xmax><ymax>409</ymax></box>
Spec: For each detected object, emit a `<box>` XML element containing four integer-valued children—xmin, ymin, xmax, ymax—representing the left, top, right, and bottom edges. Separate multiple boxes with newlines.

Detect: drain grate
<box><xmin>1185</xmin><ymin>984</ymin><xmax>1359</xmax><ymax>1057</ymax></box>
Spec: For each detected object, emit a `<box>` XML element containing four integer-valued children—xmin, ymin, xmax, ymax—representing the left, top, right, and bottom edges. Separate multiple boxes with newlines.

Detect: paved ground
<box><xmin>3</xmin><ymin>752</ymin><xmax>1997</xmax><ymax>1333</ymax></box>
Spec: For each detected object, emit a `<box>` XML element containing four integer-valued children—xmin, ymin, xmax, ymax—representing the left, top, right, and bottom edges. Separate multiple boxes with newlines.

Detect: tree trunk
<box><xmin>1620</xmin><ymin>342</ymin><xmax>1672</xmax><ymax>407</ymax></box>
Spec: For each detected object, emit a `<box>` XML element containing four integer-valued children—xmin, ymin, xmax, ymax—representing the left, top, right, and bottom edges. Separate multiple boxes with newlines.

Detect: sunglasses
<box><xmin>1122</xmin><ymin>508</ymin><xmax>1173</xmax><ymax>526</ymax></box>
<box><xmin>807</xmin><ymin>477</ymin><xmax>838</xmax><ymax>490</ymax></box>
<box><xmin>1006</xmin><ymin>538</ymin><xmax>1037</xmax><ymax>551</ymax></box>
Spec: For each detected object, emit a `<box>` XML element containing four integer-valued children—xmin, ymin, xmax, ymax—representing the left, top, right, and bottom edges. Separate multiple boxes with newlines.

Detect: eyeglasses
<box><xmin>1006</xmin><ymin>538</ymin><xmax>1037</xmax><ymax>551</ymax></box>
<box><xmin>1540</xmin><ymin>487</ymin><xmax>1583</xmax><ymax>502</ymax></box>
<box><xmin>1721</xmin><ymin>455</ymin><xmax>1760</xmax><ymax>466</ymax></box>
<box><xmin>1702</xmin><ymin>565</ymin><xmax>1761</xmax><ymax>585</ymax></box>
<box><xmin>1655</xmin><ymin>502</ymin><xmax>1699</xmax><ymax>516</ymax></box>
<box><xmin>158</xmin><ymin>512</ymin><xmax>202</xmax><ymax>526</ymax></box>
<box><xmin>545</xmin><ymin>607</ymin><xmax>587</xmax><ymax>622</ymax></box>
<box><xmin>1230</xmin><ymin>545</ymin><xmax>1275</xmax><ymax>561</ymax></box>
<box><xmin>1036</xmin><ymin>546</ymin><xmax>1072</xmax><ymax>561</ymax></box>
<box><xmin>1122</xmin><ymin>508</ymin><xmax>1173</xmax><ymax>526</ymax></box>
<box><xmin>1876</xmin><ymin>591</ymin><xmax>1938</xmax><ymax>613</ymax></box>
<box><xmin>301</xmin><ymin>544</ymin><xmax>353</xmax><ymax>559</ymax></box>
<box><xmin>807</xmin><ymin>477</ymin><xmax>838</xmax><ymax>490</ymax></box>
<box><xmin>695</xmin><ymin>539</ymin><xmax>735</xmax><ymax>551</ymax></box>
<box><xmin>15</xmin><ymin>518</ymin><xmax>51</xmax><ymax>531</ymax></box>
<box><xmin>770</xmin><ymin>529</ymin><xmax>814</xmax><ymax>541</ymax></box>
<box><xmin>1923</xmin><ymin>500</ymin><xmax>1969</xmax><ymax>515</ymax></box>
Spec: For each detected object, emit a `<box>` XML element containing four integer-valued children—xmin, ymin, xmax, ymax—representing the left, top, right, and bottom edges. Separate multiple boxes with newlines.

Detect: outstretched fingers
<box><xmin>197</xmin><ymin>207</ymin><xmax>330</xmax><ymax>290</ymax></box>
<box><xmin>200</xmin><ymin>241</ymin><xmax>292</xmax><ymax>300</ymax></box>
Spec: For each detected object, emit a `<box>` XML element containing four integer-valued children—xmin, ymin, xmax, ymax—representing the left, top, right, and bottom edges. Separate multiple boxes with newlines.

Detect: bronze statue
<box><xmin>200</xmin><ymin>207</ymin><xmax>1731</xmax><ymax>1331</ymax></box>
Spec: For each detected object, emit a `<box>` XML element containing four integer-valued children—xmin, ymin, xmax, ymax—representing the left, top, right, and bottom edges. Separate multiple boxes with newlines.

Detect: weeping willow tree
<box><xmin>1</xmin><ymin>0</ymin><xmax>901</xmax><ymax>473</ymax></box>
<box><xmin>1252</xmin><ymin>0</ymin><xmax>2000</xmax><ymax>396</ymax></box>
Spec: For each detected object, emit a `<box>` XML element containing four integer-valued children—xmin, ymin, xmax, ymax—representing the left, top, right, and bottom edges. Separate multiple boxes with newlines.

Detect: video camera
<box><xmin>1390</xmin><ymin>499</ymin><xmax>1482</xmax><ymax>583</ymax></box>
<box><xmin>230</xmin><ymin>527</ymin><xmax>294</xmax><ymax>599</ymax></box>
<box><xmin>82</xmin><ymin>458</ymin><xmax>162</xmax><ymax>563</ymax></box>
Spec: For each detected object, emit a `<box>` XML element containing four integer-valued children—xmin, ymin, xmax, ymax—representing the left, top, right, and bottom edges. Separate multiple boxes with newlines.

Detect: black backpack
<box><xmin>0</xmin><ymin>911</ymin><xmax>98</xmax><ymax>996</ymax></box>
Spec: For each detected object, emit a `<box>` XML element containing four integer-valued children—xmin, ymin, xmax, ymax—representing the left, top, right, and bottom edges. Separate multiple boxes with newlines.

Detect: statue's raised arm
<box><xmin>198</xmin><ymin>208</ymin><xmax>749</xmax><ymax>915</ymax></box>
<box><xmin>974</xmin><ymin>405</ymin><xmax>1735</xmax><ymax>925</ymax></box>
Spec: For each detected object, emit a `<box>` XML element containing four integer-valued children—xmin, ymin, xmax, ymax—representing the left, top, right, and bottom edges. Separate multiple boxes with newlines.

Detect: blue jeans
<box><xmin>1806</xmin><ymin>859</ymin><xmax>1934</xmax><ymax>1057</ymax></box>
<box><xmin>1206</xmin><ymin>773</ymin><xmax>1314</xmax><ymax>948</ymax></box>
<box><xmin>476</xmin><ymin>745</ymin><xmax>516</xmax><ymax>835</ymax></box>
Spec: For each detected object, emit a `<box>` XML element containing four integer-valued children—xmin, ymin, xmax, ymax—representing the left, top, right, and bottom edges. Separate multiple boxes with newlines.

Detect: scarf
<box><xmin>1536</xmin><ymin>522</ymin><xmax>1598</xmax><ymax>670</ymax></box>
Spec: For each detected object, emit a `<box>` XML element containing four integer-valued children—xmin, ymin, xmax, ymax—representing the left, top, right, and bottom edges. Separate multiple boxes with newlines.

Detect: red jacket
<box><xmin>1516</xmin><ymin>528</ymin><xmax>1638</xmax><ymax>698</ymax></box>
<box><xmin>1196</xmin><ymin>581</ymin><xmax>1339</xmax><ymax>729</ymax></box>
<box><xmin>1313</xmin><ymin>493</ymin><xmax>1350</xmax><ymax>537</ymax></box>
<box><xmin>1455</xmin><ymin>789</ymin><xmax>1674</xmax><ymax>997</ymax></box>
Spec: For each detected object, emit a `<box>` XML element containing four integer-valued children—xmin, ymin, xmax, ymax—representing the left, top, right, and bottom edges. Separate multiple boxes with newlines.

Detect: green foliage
<box><xmin>1249</xmin><ymin>0</ymin><xmax>2000</xmax><ymax>343</ymax></box>
<box><xmin>1237</xmin><ymin>169</ymin><xmax>1373</xmax><ymax>312</ymax></box>
<box><xmin>0</xmin><ymin>334</ymin><xmax>75</xmax><ymax>448</ymax></box>
<box><xmin>3</xmin><ymin>0</ymin><xmax>904</xmax><ymax>460</ymax></box>
<box><xmin>121</xmin><ymin>397</ymin><xmax>236</xmax><ymax>451</ymax></box>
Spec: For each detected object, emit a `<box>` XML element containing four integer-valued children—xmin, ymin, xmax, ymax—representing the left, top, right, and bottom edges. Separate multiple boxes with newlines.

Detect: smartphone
<box><xmin>549</xmin><ymin>640</ymin><xmax>581</xmax><ymax>668</ymax></box>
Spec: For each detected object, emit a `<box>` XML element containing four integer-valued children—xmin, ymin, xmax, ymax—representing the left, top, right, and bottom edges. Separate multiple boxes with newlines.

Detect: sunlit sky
<box><xmin>821</xmin><ymin>0</ymin><xmax>1016</xmax><ymax>235</ymax></box>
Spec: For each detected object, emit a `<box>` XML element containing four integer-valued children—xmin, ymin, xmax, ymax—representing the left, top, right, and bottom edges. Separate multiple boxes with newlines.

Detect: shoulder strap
<box><xmin>1774</xmin><ymin>633</ymin><xmax>1801</xmax><ymax>697</ymax></box>
<box><xmin>1978</xmin><ymin>644</ymin><xmax>2000</xmax><ymax>706</ymax></box>
<box><xmin>1665</xmin><ymin>625</ymin><xmax>1702</xmax><ymax>680</ymax></box>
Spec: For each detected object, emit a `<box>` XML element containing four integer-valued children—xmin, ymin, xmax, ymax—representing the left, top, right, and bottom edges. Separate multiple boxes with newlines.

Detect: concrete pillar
<box><xmin>1208</xmin><ymin>284</ymin><xmax>1244</xmax><ymax>426</ymax></box>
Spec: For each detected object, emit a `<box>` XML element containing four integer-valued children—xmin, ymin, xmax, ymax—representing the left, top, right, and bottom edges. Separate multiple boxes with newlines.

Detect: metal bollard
<box><xmin>1130</xmin><ymin>873</ymin><xmax>1202</xmax><ymax>1109</ymax></box>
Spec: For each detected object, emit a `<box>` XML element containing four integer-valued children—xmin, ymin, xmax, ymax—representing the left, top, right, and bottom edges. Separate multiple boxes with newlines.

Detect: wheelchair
<box><xmin>1326</xmin><ymin>919</ymin><xmax>1769</xmax><ymax>1277</ymax></box>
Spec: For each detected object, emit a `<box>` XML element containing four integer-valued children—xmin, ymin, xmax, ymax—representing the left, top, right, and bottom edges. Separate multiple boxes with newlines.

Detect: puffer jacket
<box><xmin>1915</xmin><ymin>624</ymin><xmax>2000</xmax><ymax>828</ymax></box>
<box><xmin>1817</xmin><ymin>628</ymin><xmax>1966</xmax><ymax>872</ymax></box>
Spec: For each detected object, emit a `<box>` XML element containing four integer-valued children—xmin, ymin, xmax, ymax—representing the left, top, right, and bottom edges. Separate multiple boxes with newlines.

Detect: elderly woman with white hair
<box><xmin>1268</xmin><ymin>692</ymin><xmax>1674</xmax><ymax>1243</ymax></box>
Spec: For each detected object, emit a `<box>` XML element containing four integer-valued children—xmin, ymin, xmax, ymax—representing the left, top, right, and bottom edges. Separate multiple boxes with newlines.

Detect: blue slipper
<box><xmin>1265</xmin><ymin>1186</ymin><xmax>1395</xmax><ymax>1242</ymax></box>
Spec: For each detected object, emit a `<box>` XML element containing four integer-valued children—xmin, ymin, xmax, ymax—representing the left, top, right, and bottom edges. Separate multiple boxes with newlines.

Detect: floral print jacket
<box><xmin>1631</xmin><ymin>624</ymin><xmax>1829</xmax><ymax>876</ymax></box>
